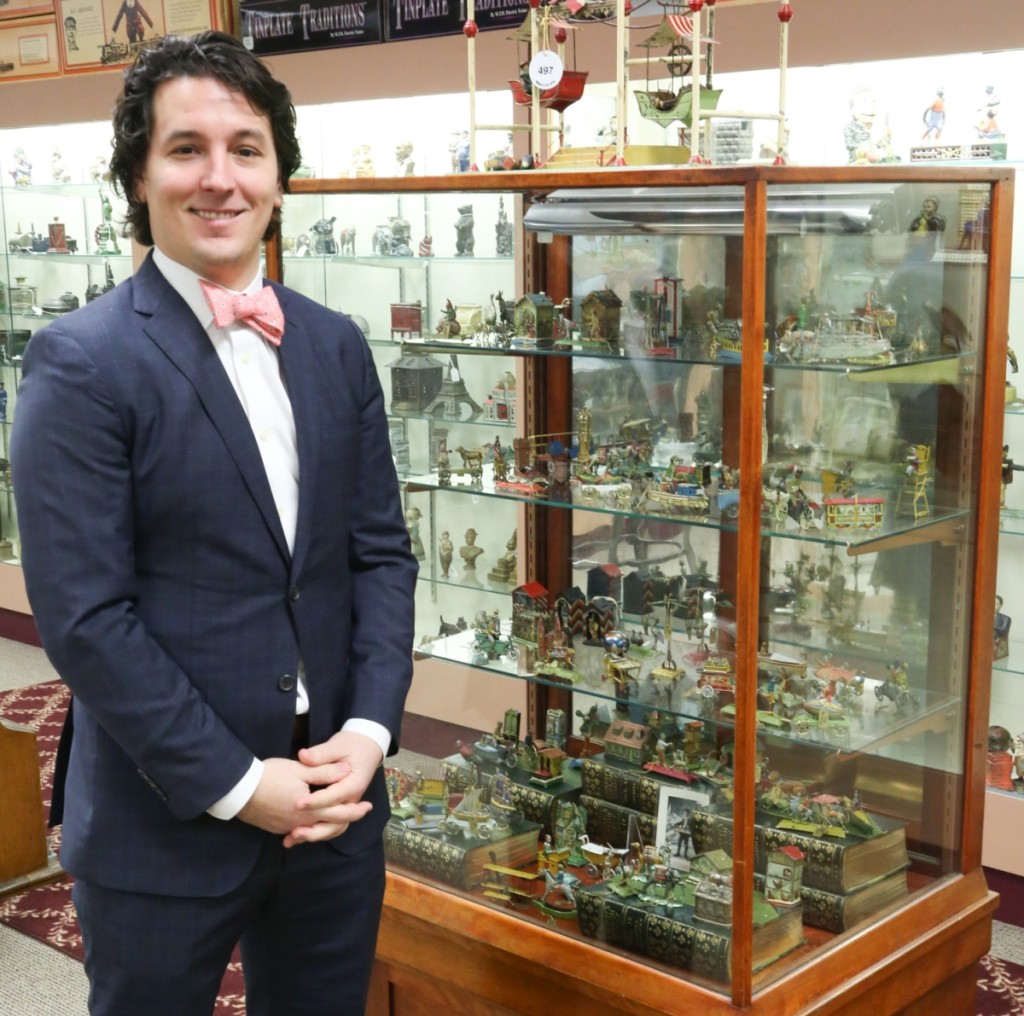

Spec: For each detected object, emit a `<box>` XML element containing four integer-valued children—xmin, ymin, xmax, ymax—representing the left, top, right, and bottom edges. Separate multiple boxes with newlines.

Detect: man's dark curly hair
<box><xmin>109</xmin><ymin>31</ymin><xmax>302</xmax><ymax>247</ymax></box>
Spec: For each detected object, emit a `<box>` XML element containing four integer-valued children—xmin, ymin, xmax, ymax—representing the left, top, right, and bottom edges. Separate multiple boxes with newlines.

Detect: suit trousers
<box><xmin>73</xmin><ymin>831</ymin><xmax>386</xmax><ymax>1016</ymax></box>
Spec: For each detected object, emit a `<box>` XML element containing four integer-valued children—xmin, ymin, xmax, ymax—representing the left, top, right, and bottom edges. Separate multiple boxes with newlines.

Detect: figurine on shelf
<box><xmin>388</xmin><ymin>216</ymin><xmax>413</xmax><ymax>256</ymax></box>
<box><xmin>9</xmin><ymin>148</ymin><xmax>31</xmax><ymax>187</ymax></box>
<box><xmin>975</xmin><ymin>84</ymin><xmax>1003</xmax><ymax>139</ymax></box>
<box><xmin>51</xmin><ymin>149</ymin><xmax>72</xmax><ymax>184</ymax></box>
<box><xmin>843</xmin><ymin>86</ymin><xmax>898</xmax><ymax>165</ymax></box>
<box><xmin>908</xmin><ymin>196</ymin><xmax>945</xmax><ymax>236</ymax></box>
<box><xmin>920</xmin><ymin>87</ymin><xmax>945</xmax><ymax>141</ymax></box>
<box><xmin>895</xmin><ymin>443</ymin><xmax>931</xmax><ymax>519</ymax></box>
<box><xmin>987</xmin><ymin>725</ymin><xmax>1015</xmax><ymax>791</ymax></box>
<box><xmin>995</xmin><ymin>595</ymin><xmax>1012</xmax><ymax>661</ymax></box>
<box><xmin>418</xmin><ymin>235</ymin><xmax>433</xmax><ymax>257</ymax></box>
<box><xmin>492</xmin><ymin>436</ymin><xmax>509</xmax><ymax>482</ymax></box>
<box><xmin>1001</xmin><ymin>445</ymin><xmax>1024</xmax><ymax>506</ymax></box>
<box><xmin>90</xmin><ymin>154</ymin><xmax>111</xmax><ymax>183</ymax></box>
<box><xmin>459</xmin><ymin>528</ymin><xmax>483</xmax><ymax>571</ymax></box>
<box><xmin>394</xmin><ymin>140</ymin><xmax>415</xmax><ymax>177</ymax></box>
<box><xmin>1013</xmin><ymin>734</ymin><xmax>1024</xmax><ymax>789</ymax></box>
<box><xmin>454</xmin><ymin>204</ymin><xmax>475</xmax><ymax>257</ymax></box>
<box><xmin>350</xmin><ymin>143</ymin><xmax>374</xmax><ymax>178</ymax></box>
<box><xmin>487</xmin><ymin>530</ymin><xmax>517</xmax><ymax>587</ymax></box>
<box><xmin>405</xmin><ymin>507</ymin><xmax>425</xmax><ymax>560</ymax></box>
<box><xmin>94</xmin><ymin>191</ymin><xmax>121</xmax><ymax>254</ymax></box>
<box><xmin>338</xmin><ymin>225</ymin><xmax>356</xmax><ymax>257</ymax></box>
<box><xmin>452</xmin><ymin>131</ymin><xmax>471</xmax><ymax>173</ymax></box>
<box><xmin>495</xmin><ymin>196</ymin><xmax>513</xmax><ymax>257</ymax></box>
<box><xmin>602</xmin><ymin>630</ymin><xmax>642</xmax><ymax>714</ymax></box>
<box><xmin>310</xmin><ymin>216</ymin><xmax>337</xmax><ymax>255</ymax></box>
<box><xmin>438</xmin><ymin>530</ymin><xmax>454</xmax><ymax>578</ymax></box>
<box><xmin>435</xmin><ymin>299</ymin><xmax>460</xmax><ymax>338</ymax></box>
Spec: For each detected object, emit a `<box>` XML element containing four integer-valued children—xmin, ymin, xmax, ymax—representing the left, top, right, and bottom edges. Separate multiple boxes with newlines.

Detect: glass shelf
<box><xmin>11</xmin><ymin>252</ymin><xmax>130</xmax><ymax>266</ymax></box>
<box><xmin>407</xmin><ymin>462</ymin><xmax>969</xmax><ymax>552</ymax></box>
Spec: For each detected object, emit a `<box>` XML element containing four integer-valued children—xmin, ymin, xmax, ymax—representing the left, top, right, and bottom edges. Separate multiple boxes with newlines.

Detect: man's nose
<box><xmin>200</xmin><ymin>151</ymin><xmax>232</xmax><ymax>190</ymax></box>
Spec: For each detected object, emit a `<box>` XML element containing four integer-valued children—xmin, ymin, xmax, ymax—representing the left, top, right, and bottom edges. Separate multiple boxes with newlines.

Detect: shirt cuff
<box><xmin>342</xmin><ymin>718</ymin><xmax>391</xmax><ymax>765</ymax></box>
<box><xmin>207</xmin><ymin>757</ymin><xmax>264</xmax><ymax>820</ymax></box>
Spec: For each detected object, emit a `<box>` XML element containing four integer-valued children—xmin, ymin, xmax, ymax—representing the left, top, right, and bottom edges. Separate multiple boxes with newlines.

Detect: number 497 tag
<box><xmin>529</xmin><ymin>50</ymin><xmax>564</xmax><ymax>91</ymax></box>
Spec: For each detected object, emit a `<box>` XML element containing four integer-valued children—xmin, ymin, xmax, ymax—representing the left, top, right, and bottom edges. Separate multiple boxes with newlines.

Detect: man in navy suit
<box><xmin>11</xmin><ymin>31</ymin><xmax>417</xmax><ymax>1016</ymax></box>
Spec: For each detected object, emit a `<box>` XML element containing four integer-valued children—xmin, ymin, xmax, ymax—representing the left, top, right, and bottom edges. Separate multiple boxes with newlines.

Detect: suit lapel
<box><xmin>133</xmin><ymin>257</ymin><xmax>291</xmax><ymax>565</ymax></box>
<box><xmin>275</xmin><ymin>288</ymin><xmax>318</xmax><ymax>579</ymax></box>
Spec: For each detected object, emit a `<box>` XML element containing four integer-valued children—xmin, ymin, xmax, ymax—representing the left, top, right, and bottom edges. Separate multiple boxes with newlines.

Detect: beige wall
<box><xmin>1</xmin><ymin>0</ymin><xmax>1021</xmax><ymax>127</ymax></box>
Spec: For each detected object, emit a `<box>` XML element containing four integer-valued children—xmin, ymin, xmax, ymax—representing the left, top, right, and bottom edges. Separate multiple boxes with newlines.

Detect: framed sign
<box><xmin>0</xmin><ymin>16</ymin><xmax>61</xmax><ymax>80</ymax></box>
<box><xmin>0</xmin><ymin>0</ymin><xmax>56</xmax><ymax>24</ymax></box>
<box><xmin>239</xmin><ymin>0</ymin><xmax>383</xmax><ymax>55</ymax></box>
<box><xmin>56</xmin><ymin>0</ymin><xmax>216</xmax><ymax>71</ymax></box>
<box><xmin>386</xmin><ymin>0</ymin><xmax>528</xmax><ymax>42</ymax></box>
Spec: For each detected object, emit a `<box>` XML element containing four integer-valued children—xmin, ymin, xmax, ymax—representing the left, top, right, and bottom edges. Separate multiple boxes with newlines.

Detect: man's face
<box><xmin>135</xmin><ymin>75</ymin><xmax>282</xmax><ymax>290</ymax></box>
<box><xmin>923</xmin><ymin>199</ymin><xmax>938</xmax><ymax>217</ymax></box>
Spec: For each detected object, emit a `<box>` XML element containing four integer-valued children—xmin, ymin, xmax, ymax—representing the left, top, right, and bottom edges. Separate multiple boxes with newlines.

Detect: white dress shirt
<box><xmin>151</xmin><ymin>250</ymin><xmax>390</xmax><ymax>820</ymax></box>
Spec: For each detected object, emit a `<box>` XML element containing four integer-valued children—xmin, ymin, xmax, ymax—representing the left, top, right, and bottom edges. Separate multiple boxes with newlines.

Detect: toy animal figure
<box><xmin>371</xmin><ymin>224</ymin><xmax>394</xmax><ymax>257</ymax></box>
<box><xmin>338</xmin><ymin>226</ymin><xmax>356</xmax><ymax>256</ymax></box>
<box><xmin>310</xmin><ymin>216</ymin><xmax>338</xmax><ymax>255</ymax></box>
<box><xmin>438</xmin><ymin>615</ymin><xmax>467</xmax><ymax>637</ymax></box>
<box><xmin>455</xmin><ymin>204</ymin><xmax>475</xmax><ymax>256</ymax></box>
<box><xmin>455</xmin><ymin>445</ymin><xmax>484</xmax><ymax>480</ymax></box>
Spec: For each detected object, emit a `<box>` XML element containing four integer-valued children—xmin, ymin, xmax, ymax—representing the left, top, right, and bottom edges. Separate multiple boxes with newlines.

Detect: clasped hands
<box><xmin>237</xmin><ymin>730</ymin><xmax>383</xmax><ymax>847</ymax></box>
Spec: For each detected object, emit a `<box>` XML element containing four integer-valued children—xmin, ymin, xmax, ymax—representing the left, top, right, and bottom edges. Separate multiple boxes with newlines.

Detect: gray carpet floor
<box><xmin>1</xmin><ymin>637</ymin><xmax>1022</xmax><ymax>1014</ymax></box>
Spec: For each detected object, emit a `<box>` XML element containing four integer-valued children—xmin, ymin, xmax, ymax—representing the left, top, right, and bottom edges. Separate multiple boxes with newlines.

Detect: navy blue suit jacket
<box><xmin>11</xmin><ymin>253</ymin><xmax>418</xmax><ymax>897</ymax></box>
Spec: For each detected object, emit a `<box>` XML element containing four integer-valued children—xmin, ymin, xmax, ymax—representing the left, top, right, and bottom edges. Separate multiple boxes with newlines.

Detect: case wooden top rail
<box><xmin>285</xmin><ymin>164</ymin><xmax>1015</xmax><ymax>196</ymax></box>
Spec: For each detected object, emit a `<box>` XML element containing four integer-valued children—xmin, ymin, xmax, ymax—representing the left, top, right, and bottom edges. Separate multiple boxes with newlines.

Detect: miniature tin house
<box><xmin>583</xmin><ymin>596</ymin><xmax>617</xmax><ymax>644</ymax></box>
<box><xmin>555</xmin><ymin>586</ymin><xmax>586</xmax><ymax>635</ymax></box>
<box><xmin>764</xmin><ymin>845</ymin><xmax>805</xmax><ymax>907</ymax></box>
<box><xmin>603</xmin><ymin>719</ymin><xmax>649</xmax><ymax>766</ymax></box>
<box><xmin>531</xmin><ymin>746</ymin><xmax>566</xmax><ymax>784</ymax></box>
<box><xmin>514</xmin><ymin>293</ymin><xmax>554</xmax><ymax>341</ymax></box>
<box><xmin>581</xmin><ymin>288</ymin><xmax>623</xmax><ymax>343</ymax></box>
<box><xmin>512</xmin><ymin>581</ymin><xmax>550</xmax><ymax>641</ymax></box>
<box><xmin>388</xmin><ymin>349</ymin><xmax>444</xmax><ymax>413</ymax></box>
<box><xmin>587</xmin><ymin>562</ymin><xmax>623</xmax><ymax>604</ymax></box>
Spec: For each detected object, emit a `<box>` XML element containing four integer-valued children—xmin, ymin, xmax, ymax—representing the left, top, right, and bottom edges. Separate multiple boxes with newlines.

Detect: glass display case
<box><xmin>0</xmin><ymin>124</ymin><xmax>131</xmax><ymax>566</ymax></box>
<box><xmin>275</xmin><ymin>165</ymin><xmax>1011</xmax><ymax>1014</ymax></box>
<box><xmin>986</xmin><ymin>192</ymin><xmax>1024</xmax><ymax>872</ymax></box>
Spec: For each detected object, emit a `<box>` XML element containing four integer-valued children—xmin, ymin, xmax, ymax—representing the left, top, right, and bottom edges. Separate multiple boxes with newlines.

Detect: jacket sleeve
<box><xmin>11</xmin><ymin>322</ymin><xmax>256</xmax><ymax>821</ymax></box>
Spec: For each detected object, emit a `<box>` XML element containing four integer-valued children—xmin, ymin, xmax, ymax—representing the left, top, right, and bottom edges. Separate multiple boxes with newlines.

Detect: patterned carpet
<box><xmin>0</xmin><ymin>680</ymin><xmax>243</xmax><ymax>1014</ymax></box>
<box><xmin>2</xmin><ymin>679</ymin><xmax>1023</xmax><ymax>1014</ymax></box>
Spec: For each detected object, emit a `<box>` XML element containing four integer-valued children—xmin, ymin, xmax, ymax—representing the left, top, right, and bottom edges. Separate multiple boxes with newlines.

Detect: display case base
<box><xmin>369</xmin><ymin>870</ymin><xmax>995</xmax><ymax>1016</ymax></box>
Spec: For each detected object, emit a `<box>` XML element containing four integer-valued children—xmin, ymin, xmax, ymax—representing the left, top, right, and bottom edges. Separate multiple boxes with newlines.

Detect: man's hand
<box><xmin>236</xmin><ymin>756</ymin><xmax>353</xmax><ymax>836</ymax></box>
<box><xmin>285</xmin><ymin>730</ymin><xmax>384</xmax><ymax>847</ymax></box>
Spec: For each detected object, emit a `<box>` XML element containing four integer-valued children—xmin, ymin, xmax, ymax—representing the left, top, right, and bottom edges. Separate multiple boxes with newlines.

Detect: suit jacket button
<box><xmin>278</xmin><ymin>674</ymin><xmax>296</xmax><ymax>692</ymax></box>
<box><xmin>289</xmin><ymin>586</ymin><xmax>301</xmax><ymax>602</ymax></box>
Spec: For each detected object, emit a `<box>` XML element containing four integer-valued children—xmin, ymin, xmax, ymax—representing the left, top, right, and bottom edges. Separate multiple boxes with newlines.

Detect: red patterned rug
<box><xmin>1</xmin><ymin>680</ymin><xmax>1022</xmax><ymax>1015</ymax></box>
<box><xmin>0</xmin><ymin>681</ymin><xmax>245</xmax><ymax>1012</ymax></box>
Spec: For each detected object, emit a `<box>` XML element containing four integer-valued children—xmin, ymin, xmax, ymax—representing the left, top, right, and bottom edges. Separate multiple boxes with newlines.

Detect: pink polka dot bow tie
<box><xmin>199</xmin><ymin>279</ymin><xmax>285</xmax><ymax>347</ymax></box>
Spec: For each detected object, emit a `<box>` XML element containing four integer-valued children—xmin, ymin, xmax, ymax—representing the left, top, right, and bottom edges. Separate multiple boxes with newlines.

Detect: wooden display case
<box><xmin>273</xmin><ymin>163</ymin><xmax>1013</xmax><ymax>1014</ymax></box>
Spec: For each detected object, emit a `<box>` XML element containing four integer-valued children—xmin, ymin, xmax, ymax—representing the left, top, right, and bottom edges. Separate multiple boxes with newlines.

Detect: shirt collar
<box><xmin>152</xmin><ymin>248</ymin><xmax>265</xmax><ymax>332</ymax></box>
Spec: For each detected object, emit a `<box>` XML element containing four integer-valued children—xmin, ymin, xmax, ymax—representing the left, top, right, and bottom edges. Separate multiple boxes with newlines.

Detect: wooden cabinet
<box><xmin>272</xmin><ymin>164</ymin><xmax>1012</xmax><ymax>1013</ymax></box>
